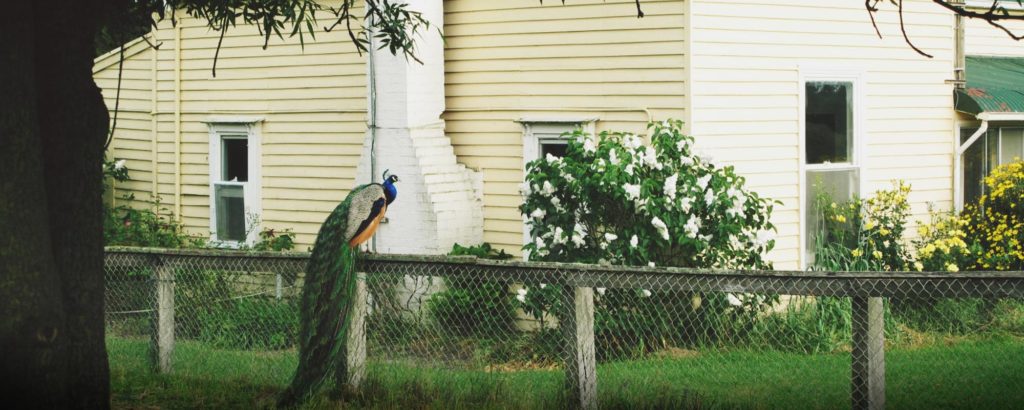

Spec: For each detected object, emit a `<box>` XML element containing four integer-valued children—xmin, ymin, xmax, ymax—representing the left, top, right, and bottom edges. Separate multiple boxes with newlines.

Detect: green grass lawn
<box><xmin>108</xmin><ymin>336</ymin><xmax>1024</xmax><ymax>409</ymax></box>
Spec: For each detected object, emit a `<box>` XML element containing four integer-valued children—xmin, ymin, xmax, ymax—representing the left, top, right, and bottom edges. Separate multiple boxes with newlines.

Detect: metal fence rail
<box><xmin>104</xmin><ymin>247</ymin><xmax>1024</xmax><ymax>409</ymax></box>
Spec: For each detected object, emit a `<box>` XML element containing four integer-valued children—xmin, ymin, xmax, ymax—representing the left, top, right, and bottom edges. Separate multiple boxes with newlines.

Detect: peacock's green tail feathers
<box><xmin>278</xmin><ymin>186</ymin><xmax>368</xmax><ymax>408</ymax></box>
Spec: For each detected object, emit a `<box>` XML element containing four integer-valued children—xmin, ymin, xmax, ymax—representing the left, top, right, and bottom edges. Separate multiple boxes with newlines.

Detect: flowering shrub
<box><xmin>521</xmin><ymin>120</ymin><xmax>777</xmax><ymax>269</ymax></box>
<box><xmin>518</xmin><ymin>120</ymin><xmax>778</xmax><ymax>358</ymax></box>
<box><xmin>962</xmin><ymin>160</ymin><xmax>1024</xmax><ymax>271</ymax></box>
<box><xmin>912</xmin><ymin>207</ymin><xmax>975</xmax><ymax>272</ymax></box>
<box><xmin>813</xmin><ymin>181</ymin><xmax>912</xmax><ymax>272</ymax></box>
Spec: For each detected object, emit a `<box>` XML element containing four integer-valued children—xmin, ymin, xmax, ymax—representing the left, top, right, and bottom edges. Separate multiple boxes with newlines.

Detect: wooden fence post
<box><xmin>851</xmin><ymin>296</ymin><xmax>885</xmax><ymax>410</ymax></box>
<box><xmin>563</xmin><ymin>286</ymin><xmax>597</xmax><ymax>410</ymax></box>
<box><xmin>340</xmin><ymin>272</ymin><xmax>368</xmax><ymax>393</ymax></box>
<box><xmin>151</xmin><ymin>257</ymin><xmax>175</xmax><ymax>373</ymax></box>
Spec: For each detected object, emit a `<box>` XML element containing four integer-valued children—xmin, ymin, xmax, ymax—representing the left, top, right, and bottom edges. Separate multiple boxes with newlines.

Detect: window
<box><xmin>519</xmin><ymin>118</ymin><xmax>597</xmax><ymax>258</ymax></box>
<box><xmin>207</xmin><ymin>122</ymin><xmax>261</xmax><ymax>245</ymax></box>
<box><xmin>802</xmin><ymin>77</ymin><xmax>862</xmax><ymax>267</ymax></box>
<box><xmin>962</xmin><ymin>126</ymin><xmax>1024</xmax><ymax>205</ymax></box>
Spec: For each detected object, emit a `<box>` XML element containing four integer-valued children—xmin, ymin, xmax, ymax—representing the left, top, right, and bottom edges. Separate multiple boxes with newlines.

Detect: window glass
<box><xmin>541</xmin><ymin>141</ymin><xmax>568</xmax><ymax>158</ymax></box>
<box><xmin>215</xmin><ymin>185</ymin><xmax>245</xmax><ymax>242</ymax></box>
<box><xmin>805</xmin><ymin>168</ymin><xmax>859</xmax><ymax>265</ymax></box>
<box><xmin>222</xmin><ymin>137</ymin><xmax>248</xmax><ymax>182</ymax></box>
<box><xmin>962</xmin><ymin>127</ymin><xmax>987</xmax><ymax>205</ymax></box>
<box><xmin>1000</xmin><ymin>128</ymin><xmax>1024</xmax><ymax>164</ymax></box>
<box><xmin>806</xmin><ymin>81</ymin><xmax>853</xmax><ymax>164</ymax></box>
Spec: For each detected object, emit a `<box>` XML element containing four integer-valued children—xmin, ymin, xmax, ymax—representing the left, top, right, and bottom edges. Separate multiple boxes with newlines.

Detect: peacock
<box><xmin>278</xmin><ymin>170</ymin><xmax>399</xmax><ymax>408</ymax></box>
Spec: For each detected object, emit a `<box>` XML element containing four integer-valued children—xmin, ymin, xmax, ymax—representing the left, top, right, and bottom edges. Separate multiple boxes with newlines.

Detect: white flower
<box><xmin>542</xmin><ymin>181</ymin><xmax>556</xmax><ymax>196</ymax></box>
<box><xmin>641</xmin><ymin>289</ymin><xmax>652</xmax><ymax>297</ymax></box>
<box><xmin>582</xmin><ymin>136</ymin><xmax>597</xmax><ymax>153</ymax></box>
<box><xmin>676</xmin><ymin>138</ymin><xmax>689</xmax><ymax>152</ymax></box>
<box><xmin>609</xmin><ymin>149</ymin><xmax>618</xmax><ymax>165</ymax></box>
<box><xmin>625</xmin><ymin>164</ymin><xmax>635</xmax><ymax>176</ymax></box>
<box><xmin>546</xmin><ymin>153</ymin><xmax>560</xmax><ymax>163</ymax></box>
<box><xmin>596</xmin><ymin>287</ymin><xmax>607</xmax><ymax>295</ymax></box>
<box><xmin>520</xmin><ymin>183</ymin><xmax>533</xmax><ymax>196</ymax></box>
<box><xmin>113</xmin><ymin>159</ymin><xmax>126</xmax><ymax>170</ymax></box>
<box><xmin>946</xmin><ymin>263</ymin><xmax>959</xmax><ymax>272</ymax></box>
<box><xmin>698</xmin><ymin>151</ymin><xmax>714</xmax><ymax>164</ymax></box>
<box><xmin>679</xmin><ymin>155</ymin><xmax>694</xmax><ymax>166</ymax></box>
<box><xmin>571</xmin><ymin>223</ymin><xmax>587</xmax><ymax>247</ymax></box>
<box><xmin>623</xmin><ymin>183</ymin><xmax>641</xmax><ymax>200</ymax></box>
<box><xmin>517</xmin><ymin>288</ymin><xmax>528</xmax><ymax>296</ymax></box>
<box><xmin>597</xmin><ymin>158</ymin><xmax>606</xmax><ymax>168</ymax></box>
<box><xmin>679</xmin><ymin>197</ymin><xmax>693</xmax><ymax>214</ymax></box>
<box><xmin>726</xmin><ymin>293</ymin><xmax>742</xmax><ymax>307</ymax></box>
<box><xmin>651</xmin><ymin>216</ymin><xmax>670</xmax><ymax>241</ymax></box>
<box><xmin>624</xmin><ymin>133</ymin><xmax>642</xmax><ymax>150</ymax></box>
<box><xmin>551</xmin><ymin>197</ymin><xmax>561</xmax><ymax>208</ymax></box>
<box><xmin>531</xmin><ymin>208</ymin><xmax>546</xmax><ymax>220</ymax></box>
<box><xmin>630</xmin><ymin>235</ymin><xmax>639</xmax><ymax>248</ymax></box>
<box><xmin>605</xmin><ymin>233</ymin><xmax>618</xmax><ymax>242</ymax></box>
<box><xmin>696</xmin><ymin>175</ymin><xmax>712</xmax><ymax>190</ymax></box>
<box><xmin>914</xmin><ymin>261</ymin><xmax>924</xmax><ymax>272</ymax></box>
<box><xmin>684</xmin><ymin>217</ymin><xmax>702</xmax><ymax>239</ymax></box>
<box><xmin>516</xmin><ymin>294</ymin><xmax>526</xmax><ymax>303</ymax></box>
<box><xmin>639</xmin><ymin>147</ymin><xmax>661</xmax><ymax>169</ymax></box>
<box><xmin>664</xmin><ymin>174</ymin><xmax>679</xmax><ymax>200</ymax></box>
<box><xmin>552</xmin><ymin>227</ymin><xmax>566</xmax><ymax>245</ymax></box>
<box><xmin>755</xmin><ymin>230</ymin><xmax>774</xmax><ymax>248</ymax></box>
<box><xmin>704</xmin><ymin>189</ymin><xmax>716</xmax><ymax>206</ymax></box>
<box><xmin>535</xmin><ymin>236</ymin><xmax>545</xmax><ymax>249</ymax></box>
<box><xmin>540</xmin><ymin>283</ymin><xmax>547</xmax><ymax>289</ymax></box>
<box><xmin>648</xmin><ymin>262</ymin><xmax>656</xmax><ymax>267</ymax></box>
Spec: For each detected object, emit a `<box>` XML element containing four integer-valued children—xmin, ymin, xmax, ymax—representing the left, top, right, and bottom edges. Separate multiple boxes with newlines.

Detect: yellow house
<box><xmin>94</xmin><ymin>0</ymin><xmax>1024</xmax><ymax>269</ymax></box>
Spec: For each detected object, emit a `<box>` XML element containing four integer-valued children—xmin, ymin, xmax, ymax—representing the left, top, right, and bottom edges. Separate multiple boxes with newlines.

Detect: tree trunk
<box><xmin>0</xmin><ymin>1</ymin><xmax>110</xmax><ymax>407</ymax></box>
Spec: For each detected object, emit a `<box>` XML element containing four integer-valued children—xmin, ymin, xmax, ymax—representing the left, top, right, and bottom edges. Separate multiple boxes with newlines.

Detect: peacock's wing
<box><xmin>343</xmin><ymin>183</ymin><xmax>387</xmax><ymax>245</ymax></box>
<box><xmin>278</xmin><ymin>183</ymin><xmax>381</xmax><ymax>407</ymax></box>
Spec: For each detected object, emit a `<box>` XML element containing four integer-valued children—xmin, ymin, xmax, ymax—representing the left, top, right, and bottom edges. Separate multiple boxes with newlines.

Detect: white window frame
<box><xmin>206</xmin><ymin>120</ymin><xmax>262</xmax><ymax>247</ymax></box>
<box><xmin>798</xmin><ymin>68</ymin><xmax>867</xmax><ymax>269</ymax></box>
<box><xmin>956</xmin><ymin>123</ymin><xmax>1024</xmax><ymax>209</ymax></box>
<box><xmin>519</xmin><ymin>117</ymin><xmax>598</xmax><ymax>259</ymax></box>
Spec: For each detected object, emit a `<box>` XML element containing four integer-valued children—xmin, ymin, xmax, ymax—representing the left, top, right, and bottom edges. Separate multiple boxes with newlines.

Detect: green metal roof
<box><xmin>955</xmin><ymin>56</ymin><xmax>1024</xmax><ymax>116</ymax></box>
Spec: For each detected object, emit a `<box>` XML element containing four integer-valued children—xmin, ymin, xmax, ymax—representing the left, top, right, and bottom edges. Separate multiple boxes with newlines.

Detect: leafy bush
<box><xmin>196</xmin><ymin>297</ymin><xmax>299</xmax><ymax>350</ymax></box>
<box><xmin>104</xmin><ymin>198</ymin><xmax>206</xmax><ymax>248</ymax></box>
<box><xmin>811</xmin><ymin>181</ymin><xmax>912</xmax><ymax>272</ymax></box>
<box><xmin>962</xmin><ymin>160</ymin><xmax>1024</xmax><ymax>271</ymax></box>
<box><xmin>521</xmin><ymin>120</ymin><xmax>777</xmax><ymax>269</ymax></box>
<box><xmin>912</xmin><ymin>207</ymin><xmax>976</xmax><ymax>272</ymax></box>
<box><xmin>426</xmin><ymin>244</ymin><xmax>517</xmax><ymax>337</ymax></box>
<box><xmin>518</xmin><ymin>120</ymin><xmax>779</xmax><ymax>359</ymax></box>
<box><xmin>251</xmin><ymin>228</ymin><xmax>296</xmax><ymax>251</ymax></box>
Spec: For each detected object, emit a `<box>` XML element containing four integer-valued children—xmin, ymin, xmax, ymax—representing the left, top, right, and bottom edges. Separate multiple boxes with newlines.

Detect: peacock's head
<box><xmin>382</xmin><ymin>169</ymin><xmax>400</xmax><ymax>184</ymax></box>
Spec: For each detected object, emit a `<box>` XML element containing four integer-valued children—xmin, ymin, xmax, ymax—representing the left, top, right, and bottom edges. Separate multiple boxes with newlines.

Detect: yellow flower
<box><xmin>914</xmin><ymin>261</ymin><xmax>924</xmax><ymax>271</ymax></box>
<box><xmin>872</xmin><ymin>250</ymin><xmax>883</xmax><ymax>259</ymax></box>
<box><xmin>864</xmin><ymin>221</ymin><xmax>877</xmax><ymax>231</ymax></box>
<box><xmin>835</xmin><ymin>215</ymin><xmax>847</xmax><ymax>223</ymax></box>
<box><xmin>830</xmin><ymin>202</ymin><xmax>837</xmax><ymax>209</ymax></box>
<box><xmin>851</xmin><ymin>249</ymin><xmax>863</xmax><ymax>258</ymax></box>
<box><xmin>878</xmin><ymin>228</ymin><xmax>891</xmax><ymax>236</ymax></box>
<box><xmin>946</xmin><ymin>263</ymin><xmax>959</xmax><ymax>272</ymax></box>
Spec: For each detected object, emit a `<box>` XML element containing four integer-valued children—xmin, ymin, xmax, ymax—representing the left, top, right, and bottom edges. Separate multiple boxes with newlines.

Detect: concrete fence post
<box><xmin>340</xmin><ymin>272</ymin><xmax>368</xmax><ymax>394</ymax></box>
<box><xmin>151</xmin><ymin>256</ymin><xmax>175</xmax><ymax>373</ymax></box>
<box><xmin>851</xmin><ymin>296</ymin><xmax>885</xmax><ymax>410</ymax></box>
<box><xmin>562</xmin><ymin>286</ymin><xmax>597</xmax><ymax>410</ymax></box>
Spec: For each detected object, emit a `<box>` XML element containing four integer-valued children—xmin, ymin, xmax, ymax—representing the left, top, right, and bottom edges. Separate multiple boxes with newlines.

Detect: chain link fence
<box><xmin>105</xmin><ymin>247</ymin><xmax>1024</xmax><ymax>409</ymax></box>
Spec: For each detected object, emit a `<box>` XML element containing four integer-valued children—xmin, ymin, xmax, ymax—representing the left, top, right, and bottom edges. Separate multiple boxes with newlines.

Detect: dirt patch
<box><xmin>484</xmin><ymin>360</ymin><xmax>560</xmax><ymax>373</ymax></box>
<box><xmin>651</xmin><ymin>347</ymin><xmax>700</xmax><ymax>359</ymax></box>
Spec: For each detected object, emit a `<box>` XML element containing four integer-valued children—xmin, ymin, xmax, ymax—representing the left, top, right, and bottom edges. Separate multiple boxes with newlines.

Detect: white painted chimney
<box><xmin>355</xmin><ymin>0</ymin><xmax>484</xmax><ymax>255</ymax></box>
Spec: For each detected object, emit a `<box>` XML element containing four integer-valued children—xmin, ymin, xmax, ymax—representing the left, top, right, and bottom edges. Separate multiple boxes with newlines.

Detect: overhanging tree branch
<box><xmin>867</xmin><ymin>0</ymin><xmax>1024</xmax><ymax>57</ymax></box>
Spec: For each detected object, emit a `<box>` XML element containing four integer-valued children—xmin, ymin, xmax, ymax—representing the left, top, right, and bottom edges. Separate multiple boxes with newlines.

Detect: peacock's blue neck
<box><xmin>382</xmin><ymin>180</ymin><xmax>398</xmax><ymax>204</ymax></box>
